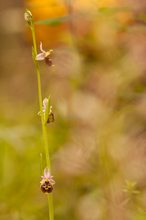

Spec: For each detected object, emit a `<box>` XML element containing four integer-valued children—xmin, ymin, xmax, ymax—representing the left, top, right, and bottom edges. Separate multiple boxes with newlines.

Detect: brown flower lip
<box><xmin>47</xmin><ymin>106</ymin><xmax>55</xmax><ymax>123</ymax></box>
<box><xmin>45</xmin><ymin>57</ymin><xmax>53</xmax><ymax>66</ymax></box>
<box><xmin>40</xmin><ymin>168</ymin><xmax>55</xmax><ymax>193</ymax></box>
<box><xmin>40</xmin><ymin>180</ymin><xmax>54</xmax><ymax>193</ymax></box>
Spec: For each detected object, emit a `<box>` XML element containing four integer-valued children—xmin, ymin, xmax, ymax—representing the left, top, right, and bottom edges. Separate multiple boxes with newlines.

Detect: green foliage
<box><xmin>123</xmin><ymin>180</ymin><xmax>140</xmax><ymax>196</ymax></box>
<box><xmin>98</xmin><ymin>7</ymin><xmax>130</xmax><ymax>16</ymax></box>
<box><xmin>35</xmin><ymin>16</ymin><xmax>69</xmax><ymax>26</ymax></box>
<box><xmin>134</xmin><ymin>211</ymin><xmax>146</xmax><ymax>220</ymax></box>
<box><xmin>138</xmin><ymin>13</ymin><xmax>146</xmax><ymax>23</ymax></box>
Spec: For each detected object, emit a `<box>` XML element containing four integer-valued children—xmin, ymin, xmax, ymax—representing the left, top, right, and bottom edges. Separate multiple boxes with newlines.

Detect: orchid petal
<box><xmin>36</xmin><ymin>53</ymin><xmax>45</xmax><ymax>61</ymax></box>
<box><xmin>45</xmin><ymin>49</ymin><xmax>53</xmax><ymax>57</ymax></box>
<box><xmin>40</xmin><ymin>42</ymin><xmax>45</xmax><ymax>53</ymax></box>
<box><xmin>50</xmin><ymin>179</ymin><xmax>55</xmax><ymax>185</ymax></box>
<box><xmin>44</xmin><ymin>168</ymin><xmax>51</xmax><ymax>179</ymax></box>
<box><xmin>43</xmin><ymin>98</ymin><xmax>48</xmax><ymax>109</ymax></box>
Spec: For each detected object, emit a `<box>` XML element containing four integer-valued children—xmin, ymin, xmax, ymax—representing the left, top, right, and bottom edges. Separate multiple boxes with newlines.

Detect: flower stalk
<box><xmin>24</xmin><ymin>9</ymin><xmax>54</xmax><ymax>220</ymax></box>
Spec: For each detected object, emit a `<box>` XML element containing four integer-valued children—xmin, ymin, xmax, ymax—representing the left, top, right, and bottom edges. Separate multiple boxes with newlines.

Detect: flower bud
<box><xmin>24</xmin><ymin>9</ymin><xmax>33</xmax><ymax>26</ymax></box>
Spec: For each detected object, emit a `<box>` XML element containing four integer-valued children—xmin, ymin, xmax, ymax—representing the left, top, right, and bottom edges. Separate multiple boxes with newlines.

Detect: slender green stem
<box><xmin>48</xmin><ymin>194</ymin><xmax>54</xmax><ymax>220</ymax></box>
<box><xmin>31</xmin><ymin>24</ymin><xmax>50</xmax><ymax>169</ymax></box>
<box><xmin>30</xmin><ymin>22</ymin><xmax>54</xmax><ymax>220</ymax></box>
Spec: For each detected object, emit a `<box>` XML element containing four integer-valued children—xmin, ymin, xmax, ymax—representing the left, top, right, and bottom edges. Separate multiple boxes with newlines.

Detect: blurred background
<box><xmin>1</xmin><ymin>0</ymin><xmax>146</xmax><ymax>219</ymax></box>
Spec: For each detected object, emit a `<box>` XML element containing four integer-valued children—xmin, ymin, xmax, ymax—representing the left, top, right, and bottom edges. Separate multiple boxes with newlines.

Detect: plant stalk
<box><xmin>31</xmin><ymin>22</ymin><xmax>54</xmax><ymax>220</ymax></box>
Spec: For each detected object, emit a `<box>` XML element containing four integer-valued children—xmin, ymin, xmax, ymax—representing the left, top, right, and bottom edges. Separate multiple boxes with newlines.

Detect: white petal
<box><xmin>43</xmin><ymin>98</ymin><xmax>48</xmax><ymax>108</ymax></box>
<box><xmin>35</xmin><ymin>53</ymin><xmax>45</xmax><ymax>61</ymax></box>
<box><xmin>40</xmin><ymin>41</ymin><xmax>45</xmax><ymax>53</ymax></box>
<box><xmin>44</xmin><ymin>168</ymin><xmax>51</xmax><ymax>178</ymax></box>
<box><xmin>50</xmin><ymin>179</ymin><xmax>55</xmax><ymax>185</ymax></box>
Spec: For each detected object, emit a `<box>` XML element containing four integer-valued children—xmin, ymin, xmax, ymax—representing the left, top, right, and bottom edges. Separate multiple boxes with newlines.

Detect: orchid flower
<box><xmin>40</xmin><ymin>168</ymin><xmax>55</xmax><ymax>193</ymax></box>
<box><xmin>36</xmin><ymin>42</ymin><xmax>53</xmax><ymax>66</ymax></box>
<box><xmin>38</xmin><ymin>97</ymin><xmax>55</xmax><ymax>123</ymax></box>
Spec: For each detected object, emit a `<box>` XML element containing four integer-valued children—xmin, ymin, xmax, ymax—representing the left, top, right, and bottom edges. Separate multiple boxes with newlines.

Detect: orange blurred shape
<box><xmin>24</xmin><ymin>0</ymin><xmax>134</xmax><ymax>47</ymax></box>
<box><xmin>25</xmin><ymin>0</ymin><xmax>68</xmax><ymax>47</ymax></box>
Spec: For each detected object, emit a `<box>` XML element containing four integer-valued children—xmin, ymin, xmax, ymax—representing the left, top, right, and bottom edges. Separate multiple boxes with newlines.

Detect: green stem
<box><xmin>31</xmin><ymin>22</ymin><xmax>54</xmax><ymax>220</ymax></box>
<box><xmin>31</xmin><ymin>24</ymin><xmax>50</xmax><ymax>169</ymax></box>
